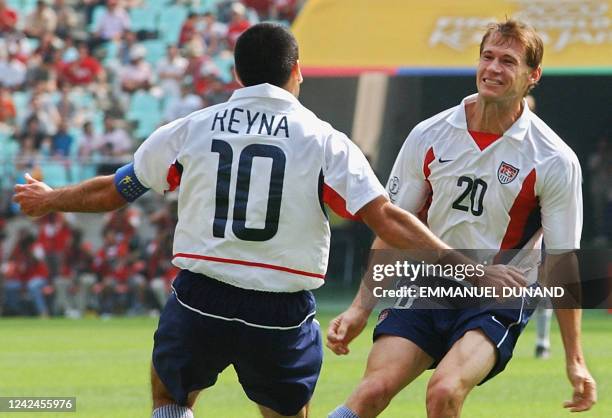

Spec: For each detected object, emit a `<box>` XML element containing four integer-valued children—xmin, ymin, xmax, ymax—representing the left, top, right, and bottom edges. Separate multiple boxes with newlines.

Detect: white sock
<box><xmin>152</xmin><ymin>404</ymin><xmax>194</xmax><ymax>418</ymax></box>
<box><xmin>328</xmin><ymin>405</ymin><xmax>360</xmax><ymax>418</ymax></box>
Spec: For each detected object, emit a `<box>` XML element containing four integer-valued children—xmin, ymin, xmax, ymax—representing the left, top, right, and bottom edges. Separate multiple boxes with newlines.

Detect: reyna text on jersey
<box><xmin>212</xmin><ymin>108</ymin><xmax>290</xmax><ymax>138</ymax></box>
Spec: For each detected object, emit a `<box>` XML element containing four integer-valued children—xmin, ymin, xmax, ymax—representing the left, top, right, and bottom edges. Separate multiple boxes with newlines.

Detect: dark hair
<box><xmin>234</xmin><ymin>23</ymin><xmax>299</xmax><ymax>88</ymax></box>
<box><xmin>480</xmin><ymin>19</ymin><xmax>543</xmax><ymax>70</ymax></box>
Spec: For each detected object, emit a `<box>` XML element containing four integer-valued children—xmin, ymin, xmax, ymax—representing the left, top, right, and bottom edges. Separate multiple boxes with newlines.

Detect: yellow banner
<box><xmin>292</xmin><ymin>0</ymin><xmax>612</xmax><ymax>71</ymax></box>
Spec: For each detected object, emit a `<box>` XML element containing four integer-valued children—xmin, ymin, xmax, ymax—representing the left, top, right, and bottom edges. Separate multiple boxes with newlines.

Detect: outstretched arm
<box><xmin>542</xmin><ymin>253</ymin><xmax>597</xmax><ymax>412</ymax></box>
<box><xmin>13</xmin><ymin>173</ymin><xmax>127</xmax><ymax>217</ymax></box>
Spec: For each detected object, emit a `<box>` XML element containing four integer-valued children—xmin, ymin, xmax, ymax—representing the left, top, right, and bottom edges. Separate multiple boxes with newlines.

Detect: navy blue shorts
<box><xmin>373</xmin><ymin>303</ymin><xmax>534</xmax><ymax>384</ymax></box>
<box><xmin>152</xmin><ymin>270</ymin><xmax>322</xmax><ymax>416</ymax></box>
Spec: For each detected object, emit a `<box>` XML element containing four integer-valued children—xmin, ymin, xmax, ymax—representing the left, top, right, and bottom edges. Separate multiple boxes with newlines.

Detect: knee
<box><xmin>426</xmin><ymin>377</ymin><xmax>465</xmax><ymax>417</ymax></box>
<box><xmin>353</xmin><ymin>377</ymin><xmax>394</xmax><ymax>412</ymax></box>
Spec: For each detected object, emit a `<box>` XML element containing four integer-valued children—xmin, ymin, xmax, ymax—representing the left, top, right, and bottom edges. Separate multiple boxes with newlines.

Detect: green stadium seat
<box><xmin>12</xmin><ymin>91</ymin><xmax>31</xmax><ymax>126</ymax></box>
<box><xmin>133</xmin><ymin>111</ymin><xmax>161</xmax><ymax>139</ymax></box>
<box><xmin>158</xmin><ymin>5</ymin><xmax>188</xmax><ymax>44</ymax></box>
<box><xmin>21</xmin><ymin>0</ymin><xmax>37</xmax><ymax>14</ymax></box>
<box><xmin>69</xmin><ymin>90</ymin><xmax>96</xmax><ymax>110</ymax></box>
<box><xmin>25</xmin><ymin>37</ymin><xmax>39</xmax><ymax>52</ymax></box>
<box><xmin>127</xmin><ymin>91</ymin><xmax>162</xmax><ymax>139</ymax></box>
<box><xmin>89</xmin><ymin>5</ymin><xmax>107</xmax><ymax>32</ymax></box>
<box><xmin>191</xmin><ymin>0</ymin><xmax>224</xmax><ymax>14</ymax></box>
<box><xmin>129</xmin><ymin>7</ymin><xmax>158</xmax><ymax>32</ymax></box>
<box><xmin>40</xmin><ymin>160</ymin><xmax>69</xmax><ymax>188</ymax></box>
<box><xmin>213</xmin><ymin>54</ymin><xmax>234</xmax><ymax>83</ymax></box>
<box><xmin>102</xmin><ymin>41</ymin><xmax>119</xmax><ymax>66</ymax></box>
<box><xmin>127</xmin><ymin>91</ymin><xmax>161</xmax><ymax>119</ymax></box>
<box><xmin>70</xmin><ymin>161</ymin><xmax>97</xmax><ymax>183</ymax></box>
<box><xmin>68</xmin><ymin>127</ymin><xmax>83</xmax><ymax>157</ymax></box>
<box><xmin>0</xmin><ymin>135</ymin><xmax>19</xmax><ymax>164</ymax></box>
<box><xmin>142</xmin><ymin>39</ymin><xmax>167</xmax><ymax>65</ymax></box>
<box><xmin>148</xmin><ymin>0</ymin><xmax>170</xmax><ymax>12</ymax></box>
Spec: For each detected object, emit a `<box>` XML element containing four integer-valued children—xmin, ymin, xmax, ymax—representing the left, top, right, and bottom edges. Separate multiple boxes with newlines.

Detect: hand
<box><xmin>326</xmin><ymin>306</ymin><xmax>369</xmax><ymax>355</ymax></box>
<box><xmin>476</xmin><ymin>264</ymin><xmax>527</xmax><ymax>294</ymax></box>
<box><xmin>564</xmin><ymin>362</ymin><xmax>597</xmax><ymax>412</ymax></box>
<box><xmin>13</xmin><ymin>173</ymin><xmax>54</xmax><ymax>217</ymax></box>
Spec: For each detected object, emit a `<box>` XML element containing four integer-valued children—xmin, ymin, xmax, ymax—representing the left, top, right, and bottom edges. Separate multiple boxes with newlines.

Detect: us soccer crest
<box><xmin>497</xmin><ymin>162</ymin><xmax>519</xmax><ymax>184</ymax></box>
<box><xmin>376</xmin><ymin>309</ymin><xmax>389</xmax><ymax>325</ymax></box>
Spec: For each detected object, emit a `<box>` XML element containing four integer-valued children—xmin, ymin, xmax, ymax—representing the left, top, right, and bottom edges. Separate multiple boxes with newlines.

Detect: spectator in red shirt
<box><xmin>227</xmin><ymin>3</ymin><xmax>251</xmax><ymax>49</ymax></box>
<box><xmin>178</xmin><ymin>12</ymin><xmax>199</xmax><ymax>48</ymax></box>
<box><xmin>243</xmin><ymin>0</ymin><xmax>272</xmax><ymax>19</ymax></box>
<box><xmin>4</xmin><ymin>229</ymin><xmax>50</xmax><ymax>316</ymax></box>
<box><xmin>53</xmin><ymin>228</ymin><xmax>95</xmax><ymax>317</ymax></box>
<box><xmin>60</xmin><ymin>42</ymin><xmax>105</xmax><ymax>87</ymax></box>
<box><xmin>0</xmin><ymin>85</ymin><xmax>16</xmax><ymax>124</ymax></box>
<box><xmin>37</xmin><ymin>212</ymin><xmax>72</xmax><ymax>279</ymax></box>
<box><xmin>0</xmin><ymin>0</ymin><xmax>18</xmax><ymax>34</ymax></box>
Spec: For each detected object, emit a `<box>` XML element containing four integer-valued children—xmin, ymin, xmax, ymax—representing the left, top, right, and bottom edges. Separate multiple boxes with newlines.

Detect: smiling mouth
<box><xmin>483</xmin><ymin>78</ymin><xmax>503</xmax><ymax>86</ymax></box>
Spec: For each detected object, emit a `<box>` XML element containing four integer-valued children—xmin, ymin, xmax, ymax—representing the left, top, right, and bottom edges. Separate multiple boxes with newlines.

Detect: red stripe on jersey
<box><xmin>500</xmin><ymin>169</ymin><xmax>538</xmax><ymax>250</ymax></box>
<box><xmin>418</xmin><ymin>147</ymin><xmax>435</xmax><ymax>223</ymax></box>
<box><xmin>323</xmin><ymin>183</ymin><xmax>361</xmax><ymax>221</ymax></box>
<box><xmin>469</xmin><ymin>130</ymin><xmax>503</xmax><ymax>151</ymax></box>
<box><xmin>166</xmin><ymin>162</ymin><xmax>182</xmax><ymax>192</ymax></box>
<box><xmin>173</xmin><ymin>253</ymin><xmax>325</xmax><ymax>279</ymax></box>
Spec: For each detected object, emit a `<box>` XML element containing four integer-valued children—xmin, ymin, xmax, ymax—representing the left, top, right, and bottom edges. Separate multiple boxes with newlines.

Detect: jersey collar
<box><xmin>229</xmin><ymin>83</ymin><xmax>300</xmax><ymax>106</ymax></box>
<box><xmin>446</xmin><ymin>93</ymin><xmax>533</xmax><ymax>142</ymax></box>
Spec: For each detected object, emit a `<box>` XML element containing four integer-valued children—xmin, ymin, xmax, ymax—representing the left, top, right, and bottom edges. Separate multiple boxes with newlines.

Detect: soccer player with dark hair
<box><xmin>13</xmin><ymin>23</ymin><xmax>523</xmax><ymax>418</ymax></box>
<box><xmin>327</xmin><ymin>20</ymin><xmax>597</xmax><ymax>418</ymax></box>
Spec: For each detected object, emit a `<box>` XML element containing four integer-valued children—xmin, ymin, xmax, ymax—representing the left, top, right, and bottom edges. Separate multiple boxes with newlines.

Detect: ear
<box><xmin>530</xmin><ymin>65</ymin><xmax>542</xmax><ymax>84</ymax></box>
<box><xmin>232</xmin><ymin>67</ymin><xmax>244</xmax><ymax>87</ymax></box>
<box><xmin>293</xmin><ymin>60</ymin><xmax>303</xmax><ymax>84</ymax></box>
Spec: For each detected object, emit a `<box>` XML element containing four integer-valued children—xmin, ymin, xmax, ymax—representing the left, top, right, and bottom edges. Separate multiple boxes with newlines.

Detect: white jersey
<box><xmin>133</xmin><ymin>83</ymin><xmax>385</xmax><ymax>292</ymax></box>
<box><xmin>388</xmin><ymin>94</ymin><xmax>582</xmax><ymax>281</ymax></box>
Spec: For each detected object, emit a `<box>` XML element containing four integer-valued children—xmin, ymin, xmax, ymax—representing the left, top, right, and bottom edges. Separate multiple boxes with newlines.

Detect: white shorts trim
<box><xmin>496</xmin><ymin>296</ymin><xmax>525</xmax><ymax>348</ymax></box>
<box><xmin>171</xmin><ymin>286</ymin><xmax>316</xmax><ymax>331</ymax></box>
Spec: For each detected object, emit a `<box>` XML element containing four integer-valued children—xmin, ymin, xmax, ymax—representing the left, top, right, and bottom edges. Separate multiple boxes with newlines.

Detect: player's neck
<box><xmin>466</xmin><ymin>97</ymin><xmax>523</xmax><ymax>135</ymax></box>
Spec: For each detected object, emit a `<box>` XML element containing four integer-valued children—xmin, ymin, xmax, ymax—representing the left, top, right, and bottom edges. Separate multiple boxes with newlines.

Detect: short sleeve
<box><xmin>539</xmin><ymin>154</ymin><xmax>583</xmax><ymax>251</ymax></box>
<box><xmin>386</xmin><ymin>125</ymin><xmax>431</xmax><ymax>214</ymax></box>
<box><xmin>322</xmin><ymin>128</ymin><xmax>386</xmax><ymax>215</ymax></box>
<box><xmin>133</xmin><ymin>118</ymin><xmax>187</xmax><ymax>194</ymax></box>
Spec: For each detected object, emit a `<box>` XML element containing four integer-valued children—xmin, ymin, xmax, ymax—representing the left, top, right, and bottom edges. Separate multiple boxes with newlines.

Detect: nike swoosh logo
<box><xmin>438</xmin><ymin>158</ymin><xmax>453</xmax><ymax>163</ymax></box>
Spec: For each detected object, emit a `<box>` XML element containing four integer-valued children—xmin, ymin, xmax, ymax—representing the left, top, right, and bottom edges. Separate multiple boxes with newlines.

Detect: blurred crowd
<box><xmin>0</xmin><ymin>0</ymin><xmax>304</xmax><ymax>317</ymax></box>
<box><xmin>1</xmin><ymin>201</ymin><xmax>179</xmax><ymax>317</ymax></box>
<box><xmin>0</xmin><ymin>0</ymin><xmax>304</xmax><ymax>194</ymax></box>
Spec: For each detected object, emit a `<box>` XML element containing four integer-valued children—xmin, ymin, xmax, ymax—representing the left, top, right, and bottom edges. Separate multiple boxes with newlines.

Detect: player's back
<box><xmin>135</xmin><ymin>84</ymin><xmax>376</xmax><ymax>292</ymax></box>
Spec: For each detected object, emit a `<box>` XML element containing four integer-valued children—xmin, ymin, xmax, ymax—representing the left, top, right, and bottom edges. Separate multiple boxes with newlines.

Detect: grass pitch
<box><xmin>0</xmin><ymin>308</ymin><xmax>610</xmax><ymax>417</ymax></box>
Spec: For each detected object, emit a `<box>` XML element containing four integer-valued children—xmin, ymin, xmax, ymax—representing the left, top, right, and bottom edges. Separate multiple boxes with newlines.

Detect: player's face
<box><xmin>477</xmin><ymin>35</ymin><xmax>538</xmax><ymax>103</ymax></box>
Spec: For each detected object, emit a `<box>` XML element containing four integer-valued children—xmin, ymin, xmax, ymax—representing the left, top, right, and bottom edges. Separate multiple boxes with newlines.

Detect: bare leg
<box><xmin>426</xmin><ymin>330</ymin><xmax>497</xmax><ymax>418</ymax></box>
<box><xmin>344</xmin><ymin>335</ymin><xmax>434</xmax><ymax>418</ymax></box>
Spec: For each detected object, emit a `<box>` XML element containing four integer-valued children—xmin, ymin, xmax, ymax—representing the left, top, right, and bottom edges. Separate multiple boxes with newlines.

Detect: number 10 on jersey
<box><xmin>211</xmin><ymin>139</ymin><xmax>286</xmax><ymax>241</ymax></box>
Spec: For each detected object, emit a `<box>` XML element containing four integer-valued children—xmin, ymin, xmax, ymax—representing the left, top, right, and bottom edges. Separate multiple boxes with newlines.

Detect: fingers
<box><xmin>507</xmin><ymin>266</ymin><xmax>527</xmax><ymax>285</ymax></box>
<box><xmin>25</xmin><ymin>172</ymin><xmax>38</xmax><ymax>184</ymax></box>
<box><xmin>326</xmin><ymin>316</ymin><xmax>350</xmax><ymax>355</ymax></box>
<box><xmin>326</xmin><ymin>340</ymin><xmax>349</xmax><ymax>355</ymax></box>
<box><xmin>326</xmin><ymin>316</ymin><xmax>342</xmax><ymax>343</ymax></box>
<box><xmin>563</xmin><ymin>379</ymin><xmax>596</xmax><ymax>412</ymax></box>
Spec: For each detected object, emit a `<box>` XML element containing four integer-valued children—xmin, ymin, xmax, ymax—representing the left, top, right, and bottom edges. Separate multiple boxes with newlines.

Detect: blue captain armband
<box><xmin>114</xmin><ymin>163</ymin><xmax>150</xmax><ymax>202</ymax></box>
